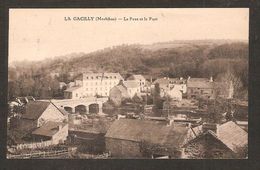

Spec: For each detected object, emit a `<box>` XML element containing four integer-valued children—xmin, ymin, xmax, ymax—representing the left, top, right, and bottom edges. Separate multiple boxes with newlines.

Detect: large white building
<box><xmin>64</xmin><ymin>73</ymin><xmax>123</xmax><ymax>99</ymax></box>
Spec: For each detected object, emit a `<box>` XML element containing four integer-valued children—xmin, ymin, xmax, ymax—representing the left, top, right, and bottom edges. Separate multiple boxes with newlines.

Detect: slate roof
<box><xmin>123</xmin><ymin>80</ymin><xmax>139</xmax><ymax>89</ymax></box>
<box><xmin>105</xmin><ymin>119</ymin><xmax>190</xmax><ymax>148</ymax></box>
<box><xmin>64</xmin><ymin>86</ymin><xmax>82</xmax><ymax>92</ymax></box>
<box><xmin>153</xmin><ymin>78</ymin><xmax>185</xmax><ymax>86</ymax></box>
<box><xmin>217</xmin><ymin>121</ymin><xmax>248</xmax><ymax>152</ymax></box>
<box><xmin>21</xmin><ymin>101</ymin><xmax>51</xmax><ymax>120</ymax></box>
<box><xmin>79</xmin><ymin>73</ymin><xmax>123</xmax><ymax>80</ymax></box>
<box><xmin>21</xmin><ymin>101</ymin><xmax>67</xmax><ymax>120</ymax></box>
<box><xmin>186</xmin><ymin>121</ymin><xmax>248</xmax><ymax>153</ymax></box>
<box><xmin>187</xmin><ymin>79</ymin><xmax>214</xmax><ymax>89</ymax></box>
<box><xmin>128</xmin><ymin>75</ymin><xmax>145</xmax><ymax>80</ymax></box>
<box><xmin>32</xmin><ymin>121</ymin><xmax>67</xmax><ymax>137</ymax></box>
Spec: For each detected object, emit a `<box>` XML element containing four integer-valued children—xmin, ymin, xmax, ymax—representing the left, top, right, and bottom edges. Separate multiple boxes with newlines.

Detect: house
<box><xmin>19</xmin><ymin>101</ymin><xmax>68</xmax><ymax>132</ymax></box>
<box><xmin>31</xmin><ymin>121</ymin><xmax>68</xmax><ymax>145</ymax></box>
<box><xmin>127</xmin><ymin>74</ymin><xmax>146</xmax><ymax>92</ymax></box>
<box><xmin>67</xmin><ymin>82</ymin><xmax>75</xmax><ymax>88</ymax></box>
<box><xmin>59</xmin><ymin>82</ymin><xmax>67</xmax><ymax>90</ymax></box>
<box><xmin>183</xmin><ymin>121</ymin><xmax>248</xmax><ymax>159</ymax></box>
<box><xmin>123</xmin><ymin>80</ymin><xmax>141</xmax><ymax>98</ymax></box>
<box><xmin>109</xmin><ymin>85</ymin><xmax>130</xmax><ymax>106</ymax></box>
<box><xmin>166</xmin><ymin>86</ymin><xmax>182</xmax><ymax>101</ymax></box>
<box><xmin>71</xmin><ymin>72</ymin><xmax>124</xmax><ymax>97</ymax></box>
<box><xmin>186</xmin><ymin>77</ymin><xmax>215</xmax><ymax>99</ymax></box>
<box><xmin>105</xmin><ymin>119</ymin><xmax>194</xmax><ymax>158</ymax></box>
<box><xmin>187</xmin><ymin>77</ymin><xmax>234</xmax><ymax>100</ymax></box>
<box><xmin>64</xmin><ymin>86</ymin><xmax>84</xmax><ymax>99</ymax></box>
<box><xmin>152</xmin><ymin>77</ymin><xmax>186</xmax><ymax>98</ymax></box>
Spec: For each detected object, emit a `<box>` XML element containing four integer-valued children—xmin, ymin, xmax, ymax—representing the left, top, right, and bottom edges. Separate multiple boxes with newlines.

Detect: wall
<box><xmin>109</xmin><ymin>87</ymin><xmax>124</xmax><ymax>106</ymax></box>
<box><xmin>187</xmin><ymin>87</ymin><xmax>215</xmax><ymax>99</ymax></box>
<box><xmin>37</xmin><ymin>104</ymin><xmax>66</xmax><ymax>127</ymax></box>
<box><xmin>69</xmin><ymin>130</ymin><xmax>106</xmax><ymax>154</ymax></box>
<box><xmin>105</xmin><ymin>138</ymin><xmax>142</xmax><ymax>158</ymax></box>
<box><xmin>52</xmin><ymin>124</ymin><xmax>69</xmax><ymax>145</ymax></box>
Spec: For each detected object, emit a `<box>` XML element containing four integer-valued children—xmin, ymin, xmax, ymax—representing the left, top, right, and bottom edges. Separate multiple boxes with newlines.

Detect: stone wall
<box><xmin>105</xmin><ymin>138</ymin><xmax>142</xmax><ymax>158</ymax></box>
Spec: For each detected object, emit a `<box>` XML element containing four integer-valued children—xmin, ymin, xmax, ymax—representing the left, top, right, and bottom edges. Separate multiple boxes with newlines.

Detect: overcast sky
<box><xmin>9</xmin><ymin>8</ymin><xmax>249</xmax><ymax>62</ymax></box>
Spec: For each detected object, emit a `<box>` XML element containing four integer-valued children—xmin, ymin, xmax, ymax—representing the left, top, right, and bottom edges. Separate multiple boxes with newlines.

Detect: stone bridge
<box><xmin>51</xmin><ymin>97</ymin><xmax>108</xmax><ymax>114</ymax></box>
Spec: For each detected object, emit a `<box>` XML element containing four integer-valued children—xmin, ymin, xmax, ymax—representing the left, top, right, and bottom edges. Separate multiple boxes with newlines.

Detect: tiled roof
<box><xmin>32</xmin><ymin>121</ymin><xmax>67</xmax><ymax>137</ymax></box>
<box><xmin>21</xmin><ymin>101</ymin><xmax>51</xmax><ymax>120</ymax></box>
<box><xmin>123</xmin><ymin>80</ymin><xmax>139</xmax><ymax>88</ymax></box>
<box><xmin>105</xmin><ymin>119</ymin><xmax>189</xmax><ymax>148</ymax></box>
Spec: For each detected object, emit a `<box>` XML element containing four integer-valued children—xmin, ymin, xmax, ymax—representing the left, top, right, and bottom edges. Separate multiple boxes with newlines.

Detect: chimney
<box><xmin>58</xmin><ymin>125</ymin><xmax>62</xmax><ymax>131</ymax></box>
<box><xmin>209</xmin><ymin>76</ymin><xmax>213</xmax><ymax>82</ymax></box>
<box><xmin>166</xmin><ymin>116</ymin><xmax>174</xmax><ymax>126</ymax></box>
<box><xmin>202</xmin><ymin>123</ymin><xmax>219</xmax><ymax>136</ymax></box>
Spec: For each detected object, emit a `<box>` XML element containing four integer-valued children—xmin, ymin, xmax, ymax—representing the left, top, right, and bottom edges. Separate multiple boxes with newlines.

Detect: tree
<box><xmin>153</xmin><ymin>83</ymin><xmax>164</xmax><ymax>110</ymax></box>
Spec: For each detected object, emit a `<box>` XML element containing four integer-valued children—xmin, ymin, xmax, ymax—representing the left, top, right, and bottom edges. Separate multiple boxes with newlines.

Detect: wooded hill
<box><xmin>8</xmin><ymin>40</ymin><xmax>248</xmax><ymax>100</ymax></box>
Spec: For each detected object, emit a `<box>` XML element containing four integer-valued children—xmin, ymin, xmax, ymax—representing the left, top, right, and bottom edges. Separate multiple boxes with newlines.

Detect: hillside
<box><xmin>8</xmin><ymin>40</ymin><xmax>248</xmax><ymax>100</ymax></box>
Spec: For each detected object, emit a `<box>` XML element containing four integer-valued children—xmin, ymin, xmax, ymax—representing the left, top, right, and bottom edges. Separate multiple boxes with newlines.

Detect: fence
<box><xmin>13</xmin><ymin>140</ymin><xmax>53</xmax><ymax>150</ymax></box>
<box><xmin>7</xmin><ymin>148</ymin><xmax>69</xmax><ymax>159</ymax></box>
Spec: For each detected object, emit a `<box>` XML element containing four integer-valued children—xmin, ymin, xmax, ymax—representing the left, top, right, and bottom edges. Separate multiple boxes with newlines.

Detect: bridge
<box><xmin>50</xmin><ymin>97</ymin><xmax>108</xmax><ymax>115</ymax></box>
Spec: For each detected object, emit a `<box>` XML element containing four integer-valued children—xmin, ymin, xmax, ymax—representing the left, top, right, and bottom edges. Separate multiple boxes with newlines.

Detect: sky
<box><xmin>9</xmin><ymin>8</ymin><xmax>249</xmax><ymax>62</ymax></box>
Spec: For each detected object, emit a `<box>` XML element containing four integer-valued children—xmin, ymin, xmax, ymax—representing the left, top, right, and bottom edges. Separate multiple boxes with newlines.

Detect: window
<box><xmin>114</xmin><ymin>76</ymin><xmax>116</xmax><ymax>79</ymax></box>
<box><xmin>96</xmin><ymin>82</ymin><xmax>98</xmax><ymax>85</ymax></box>
<box><xmin>86</xmin><ymin>88</ymin><xmax>88</xmax><ymax>91</ymax></box>
<box><xmin>76</xmin><ymin>93</ymin><xmax>78</xmax><ymax>97</ymax></box>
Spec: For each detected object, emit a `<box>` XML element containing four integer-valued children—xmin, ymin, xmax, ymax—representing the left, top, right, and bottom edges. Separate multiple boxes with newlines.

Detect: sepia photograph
<box><xmin>7</xmin><ymin>8</ymin><xmax>249</xmax><ymax>159</ymax></box>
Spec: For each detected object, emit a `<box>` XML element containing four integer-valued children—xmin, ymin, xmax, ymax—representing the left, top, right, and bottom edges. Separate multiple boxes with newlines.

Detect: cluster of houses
<box><xmin>10</xmin><ymin>98</ymin><xmax>247</xmax><ymax>159</ymax></box>
<box><xmin>8</xmin><ymin>72</ymin><xmax>247</xmax><ymax>159</ymax></box>
<box><xmin>61</xmin><ymin>72</ymin><xmax>234</xmax><ymax>106</ymax></box>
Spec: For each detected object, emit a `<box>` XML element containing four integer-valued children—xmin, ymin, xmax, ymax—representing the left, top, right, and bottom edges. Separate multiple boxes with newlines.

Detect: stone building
<box><xmin>31</xmin><ymin>121</ymin><xmax>68</xmax><ymax>144</ymax></box>
<box><xmin>109</xmin><ymin>84</ymin><xmax>130</xmax><ymax>106</ymax></box>
<box><xmin>105</xmin><ymin>118</ymin><xmax>194</xmax><ymax>158</ymax></box>
<box><xmin>127</xmin><ymin>74</ymin><xmax>146</xmax><ymax>92</ymax></box>
<box><xmin>74</xmin><ymin>72</ymin><xmax>124</xmax><ymax>97</ymax></box>
<box><xmin>186</xmin><ymin>77</ymin><xmax>215</xmax><ymax>99</ymax></box>
<box><xmin>19</xmin><ymin>101</ymin><xmax>68</xmax><ymax>132</ymax></box>
<box><xmin>183</xmin><ymin>121</ymin><xmax>248</xmax><ymax>159</ymax></box>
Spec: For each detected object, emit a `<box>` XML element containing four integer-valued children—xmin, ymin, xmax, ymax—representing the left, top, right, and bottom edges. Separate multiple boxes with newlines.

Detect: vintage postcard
<box><xmin>7</xmin><ymin>8</ymin><xmax>248</xmax><ymax>159</ymax></box>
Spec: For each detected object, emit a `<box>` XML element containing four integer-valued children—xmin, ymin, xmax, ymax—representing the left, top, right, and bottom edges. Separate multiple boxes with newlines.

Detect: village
<box><xmin>7</xmin><ymin>72</ymin><xmax>248</xmax><ymax>159</ymax></box>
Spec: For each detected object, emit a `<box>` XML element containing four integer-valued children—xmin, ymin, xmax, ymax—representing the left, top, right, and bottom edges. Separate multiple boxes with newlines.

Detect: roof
<box><xmin>21</xmin><ymin>101</ymin><xmax>51</xmax><ymax>120</ymax></box>
<box><xmin>217</xmin><ymin>121</ymin><xmax>248</xmax><ymax>152</ymax></box>
<box><xmin>187</xmin><ymin>79</ymin><xmax>214</xmax><ymax>89</ymax></box>
<box><xmin>187</xmin><ymin>121</ymin><xmax>248</xmax><ymax>153</ymax></box>
<box><xmin>75</xmin><ymin>73</ymin><xmax>123</xmax><ymax>80</ymax></box>
<box><xmin>32</xmin><ymin>121</ymin><xmax>67</xmax><ymax>137</ymax></box>
<box><xmin>64</xmin><ymin>86</ymin><xmax>82</xmax><ymax>92</ymax></box>
<box><xmin>128</xmin><ymin>75</ymin><xmax>145</xmax><ymax>80</ymax></box>
<box><xmin>123</xmin><ymin>80</ymin><xmax>139</xmax><ymax>89</ymax></box>
<box><xmin>153</xmin><ymin>78</ymin><xmax>185</xmax><ymax>85</ymax></box>
<box><xmin>105</xmin><ymin>119</ymin><xmax>190</xmax><ymax>148</ymax></box>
